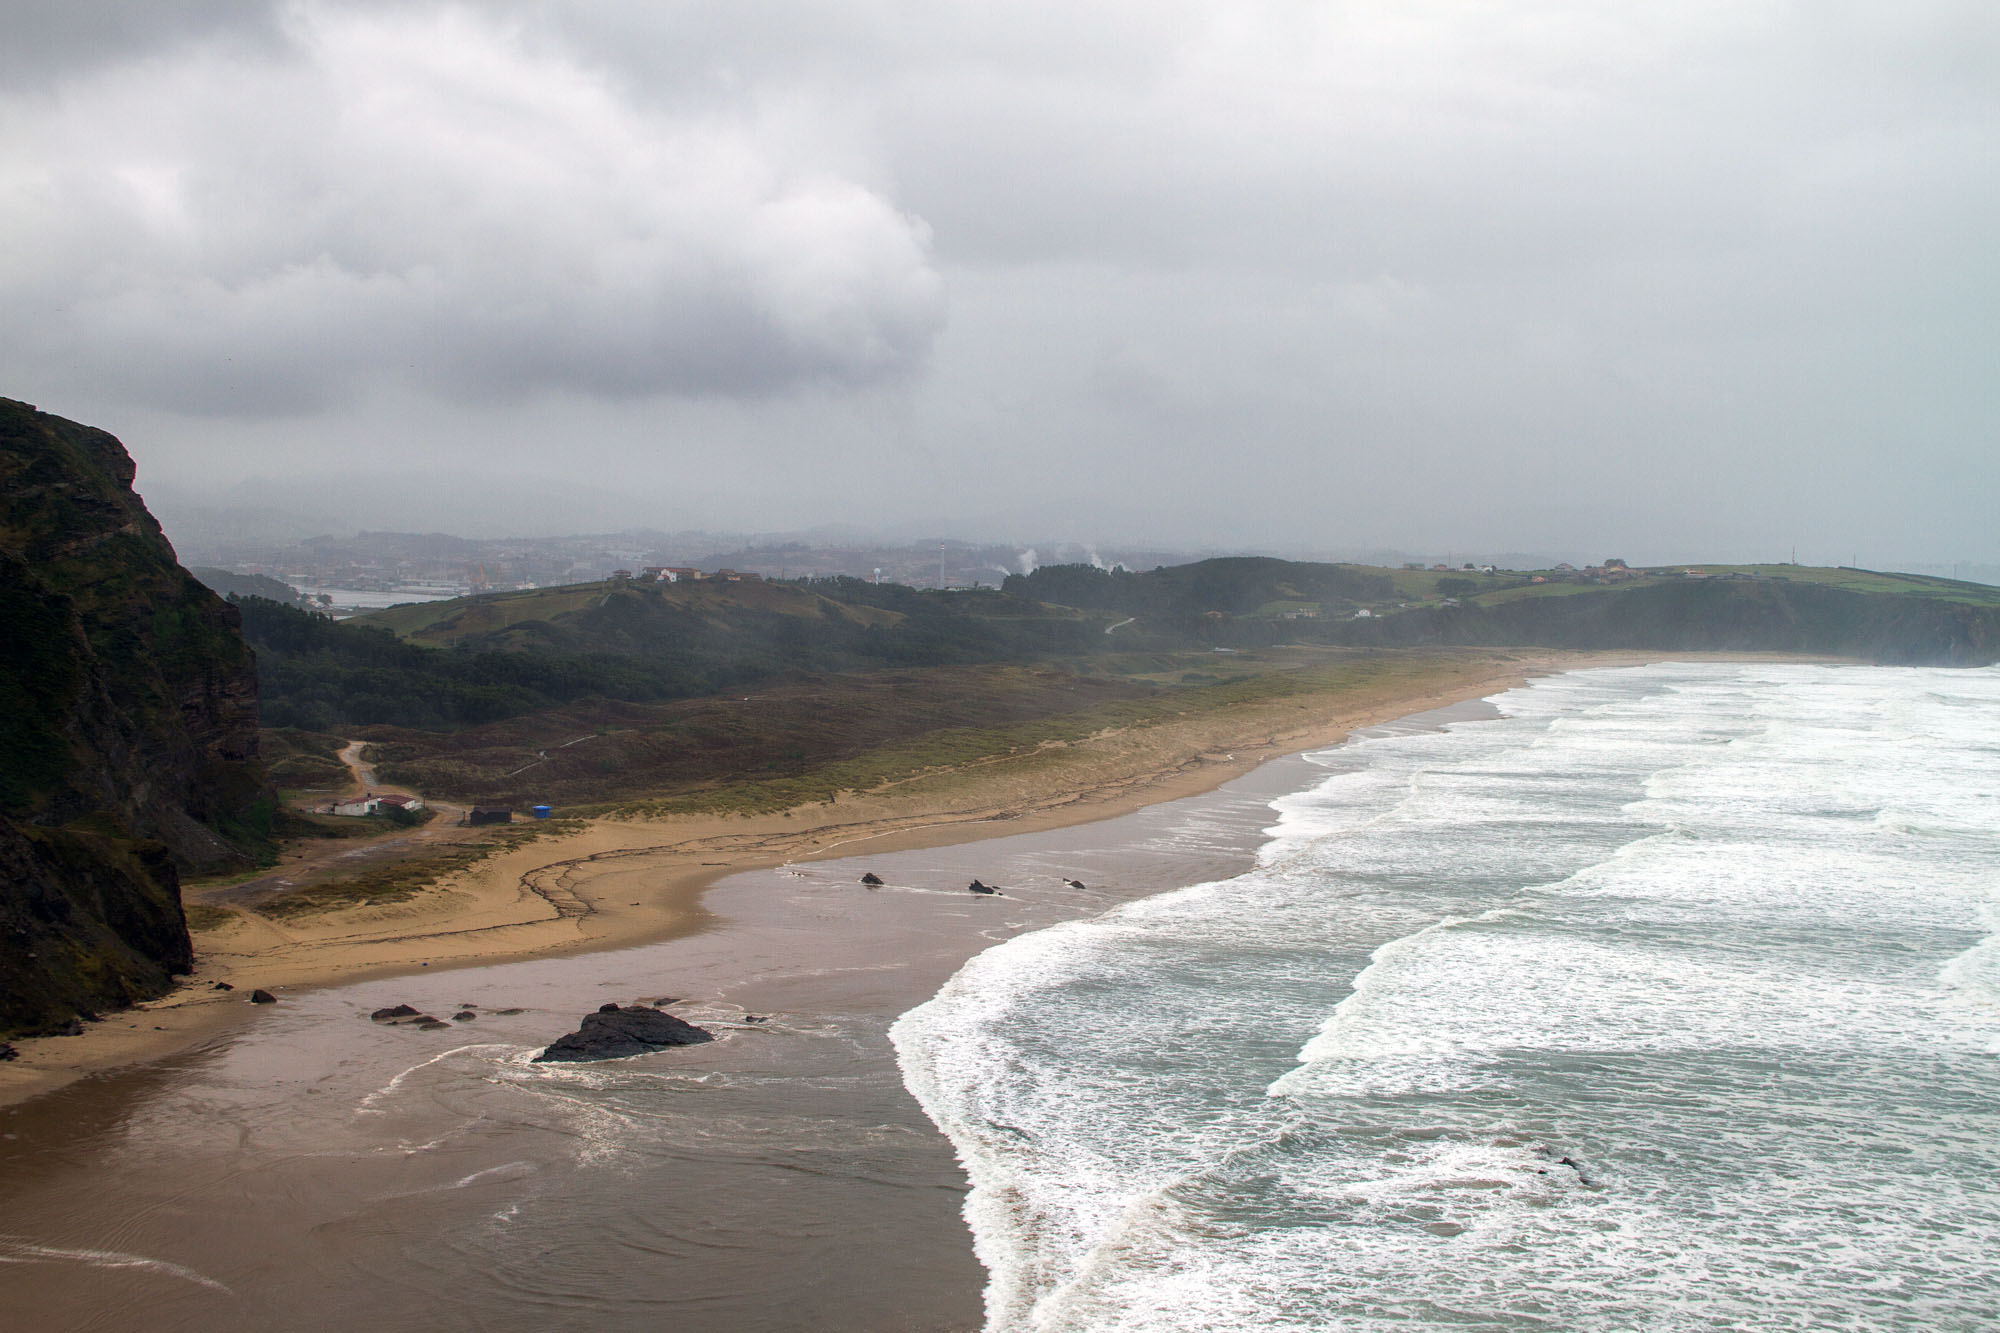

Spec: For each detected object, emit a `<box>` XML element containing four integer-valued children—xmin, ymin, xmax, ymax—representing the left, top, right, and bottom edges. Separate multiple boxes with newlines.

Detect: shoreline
<box><xmin>0</xmin><ymin>650</ymin><xmax>1811</xmax><ymax>1108</ymax></box>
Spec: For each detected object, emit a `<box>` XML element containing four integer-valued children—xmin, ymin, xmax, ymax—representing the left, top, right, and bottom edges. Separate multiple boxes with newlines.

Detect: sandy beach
<box><xmin>0</xmin><ymin>649</ymin><xmax>1796</xmax><ymax>1110</ymax></box>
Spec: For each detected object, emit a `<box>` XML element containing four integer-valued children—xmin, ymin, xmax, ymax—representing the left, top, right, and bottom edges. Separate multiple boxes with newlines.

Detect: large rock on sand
<box><xmin>533</xmin><ymin>1003</ymin><xmax>714</xmax><ymax>1064</ymax></box>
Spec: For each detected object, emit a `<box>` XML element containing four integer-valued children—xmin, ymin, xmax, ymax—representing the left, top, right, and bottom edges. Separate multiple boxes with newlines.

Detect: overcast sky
<box><xmin>3</xmin><ymin>1</ymin><xmax>1995</xmax><ymax>564</ymax></box>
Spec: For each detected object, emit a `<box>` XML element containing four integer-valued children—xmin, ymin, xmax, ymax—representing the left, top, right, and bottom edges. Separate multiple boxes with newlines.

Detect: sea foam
<box><xmin>893</xmin><ymin>663</ymin><xmax>2000</xmax><ymax>1331</ymax></box>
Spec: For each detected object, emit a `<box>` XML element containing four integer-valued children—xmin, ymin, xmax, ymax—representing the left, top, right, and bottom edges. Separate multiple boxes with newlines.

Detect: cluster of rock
<box><xmin>534</xmin><ymin>1003</ymin><xmax>713</xmax><ymax>1063</ymax></box>
<box><xmin>371</xmin><ymin>1003</ymin><xmax>454</xmax><ymax>1031</ymax></box>
<box><xmin>857</xmin><ymin>871</ymin><xmax>1086</xmax><ymax>895</ymax></box>
<box><xmin>359</xmin><ymin>998</ymin><xmax>715</xmax><ymax>1063</ymax></box>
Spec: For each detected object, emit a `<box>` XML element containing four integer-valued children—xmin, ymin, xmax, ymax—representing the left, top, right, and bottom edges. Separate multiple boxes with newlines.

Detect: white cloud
<box><xmin>0</xmin><ymin>1</ymin><xmax>944</xmax><ymax>414</ymax></box>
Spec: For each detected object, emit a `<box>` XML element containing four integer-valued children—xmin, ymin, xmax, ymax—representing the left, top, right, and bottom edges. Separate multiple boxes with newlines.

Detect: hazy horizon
<box><xmin>5</xmin><ymin>3</ymin><xmax>1995</xmax><ymax>567</ymax></box>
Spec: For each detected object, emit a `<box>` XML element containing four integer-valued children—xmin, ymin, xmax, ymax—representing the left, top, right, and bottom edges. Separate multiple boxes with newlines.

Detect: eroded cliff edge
<box><xmin>1</xmin><ymin>397</ymin><xmax>269</xmax><ymax>1035</ymax></box>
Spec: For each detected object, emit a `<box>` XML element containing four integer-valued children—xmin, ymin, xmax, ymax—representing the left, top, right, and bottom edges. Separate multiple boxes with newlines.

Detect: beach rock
<box><xmin>533</xmin><ymin>1004</ymin><xmax>714</xmax><ymax>1064</ymax></box>
<box><xmin>860</xmin><ymin>872</ymin><xmax>884</xmax><ymax>886</ymax></box>
<box><xmin>492</xmin><ymin>1007</ymin><xmax>526</xmax><ymax>1015</ymax></box>
<box><xmin>370</xmin><ymin>1004</ymin><xmax>422</xmax><ymax>1022</ymax></box>
<box><xmin>57</xmin><ymin>1018</ymin><xmax>84</xmax><ymax>1036</ymax></box>
<box><xmin>0</xmin><ymin>1042</ymin><xmax>17</xmax><ymax>1061</ymax></box>
<box><xmin>968</xmin><ymin>879</ymin><xmax>1000</xmax><ymax>895</ymax></box>
<box><xmin>418</xmin><ymin>1020</ymin><xmax>451</xmax><ymax>1031</ymax></box>
<box><xmin>249</xmin><ymin>988</ymin><xmax>277</xmax><ymax>1004</ymax></box>
<box><xmin>212</xmin><ymin>981</ymin><xmax>235</xmax><ymax>991</ymax></box>
<box><xmin>452</xmin><ymin>1011</ymin><xmax>477</xmax><ymax>1021</ymax></box>
<box><xmin>1066</xmin><ymin>879</ymin><xmax>1087</xmax><ymax>890</ymax></box>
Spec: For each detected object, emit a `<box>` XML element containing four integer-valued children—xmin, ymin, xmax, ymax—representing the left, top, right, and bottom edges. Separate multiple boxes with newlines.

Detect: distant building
<box><xmin>611</xmin><ymin>569</ymin><xmax>633</xmax><ymax>580</ymax></box>
<box><xmin>332</xmin><ymin>795</ymin><xmax>378</xmax><ymax>817</ymax></box>
<box><xmin>375</xmin><ymin>793</ymin><xmax>424</xmax><ymax>813</ymax></box>
<box><xmin>663</xmin><ymin>567</ymin><xmax>704</xmax><ymax>582</ymax></box>
<box><xmin>468</xmin><ymin>807</ymin><xmax>512</xmax><ymax>826</ymax></box>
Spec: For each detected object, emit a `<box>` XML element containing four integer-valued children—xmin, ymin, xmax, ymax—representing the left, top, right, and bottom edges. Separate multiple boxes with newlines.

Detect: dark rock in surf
<box><xmin>860</xmin><ymin>872</ymin><xmax>884</xmax><ymax>886</ymax></box>
<box><xmin>492</xmin><ymin>1007</ymin><xmax>526</xmax><ymax>1015</ymax></box>
<box><xmin>534</xmin><ymin>1004</ymin><xmax>714</xmax><ymax>1063</ymax></box>
<box><xmin>212</xmin><ymin>981</ymin><xmax>235</xmax><ymax>991</ymax></box>
<box><xmin>968</xmin><ymin>879</ymin><xmax>1000</xmax><ymax>895</ymax></box>
<box><xmin>370</xmin><ymin>1004</ymin><xmax>421</xmax><ymax>1022</ymax></box>
<box><xmin>417</xmin><ymin>1020</ymin><xmax>451</xmax><ymax>1031</ymax></box>
<box><xmin>1066</xmin><ymin>879</ymin><xmax>1086</xmax><ymax>890</ymax></box>
<box><xmin>452</xmin><ymin>1011</ymin><xmax>477</xmax><ymax>1021</ymax></box>
<box><xmin>249</xmin><ymin>988</ymin><xmax>276</xmax><ymax>1004</ymax></box>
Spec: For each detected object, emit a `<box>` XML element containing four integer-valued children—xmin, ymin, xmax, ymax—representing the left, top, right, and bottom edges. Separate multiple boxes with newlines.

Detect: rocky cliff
<box><xmin>0</xmin><ymin>397</ymin><xmax>269</xmax><ymax>1035</ymax></box>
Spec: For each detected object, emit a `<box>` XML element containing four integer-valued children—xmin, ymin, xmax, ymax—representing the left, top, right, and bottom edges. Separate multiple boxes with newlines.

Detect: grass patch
<box><xmin>184</xmin><ymin>903</ymin><xmax>237</xmax><ymax>932</ymax></box>
<box><xmin>246</xmin><ymin>820</ymin><xmax>585</xmax><ymax>920</ymax></box>
<box><xmin>619</xmin><ymin>649</ymin><xmax>1488</xmax><ymax>818</ymax></box>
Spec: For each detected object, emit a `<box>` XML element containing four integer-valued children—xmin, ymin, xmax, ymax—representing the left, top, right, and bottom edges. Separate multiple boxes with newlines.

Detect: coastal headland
<box><xmin>1</xmin><ymin>646</ymin><xmax>1693</xmax><ymax>1108</ymax></box>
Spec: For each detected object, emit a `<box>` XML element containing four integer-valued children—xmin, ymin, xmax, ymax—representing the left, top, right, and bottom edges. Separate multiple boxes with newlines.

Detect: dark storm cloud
<box><xmin>0</xmin><ymin>0</ymin><xmax>279</xmax><ymax>83</ymax></box>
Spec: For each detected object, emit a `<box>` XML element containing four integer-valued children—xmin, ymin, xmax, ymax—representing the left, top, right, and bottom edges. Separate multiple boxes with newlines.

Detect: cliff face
<box><xmin>0</xmin><ymin>397</ymin><xmax>269</xmax><ymax>1035</ymax></box>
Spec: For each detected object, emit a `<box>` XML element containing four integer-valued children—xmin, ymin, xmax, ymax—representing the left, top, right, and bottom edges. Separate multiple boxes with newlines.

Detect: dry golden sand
<box><xmin>0</xmin><ymin>650</ymin><xmax>1781</xmax><ymax>1106</ymax></box>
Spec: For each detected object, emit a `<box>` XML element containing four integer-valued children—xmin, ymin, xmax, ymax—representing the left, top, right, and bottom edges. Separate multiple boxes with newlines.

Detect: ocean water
<box><xmin>892</xmin><ymin>663</ymin><xmax>2000</xmax><ymax>1331</ymax></box>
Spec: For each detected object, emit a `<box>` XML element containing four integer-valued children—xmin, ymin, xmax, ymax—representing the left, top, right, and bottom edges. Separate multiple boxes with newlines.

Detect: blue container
<box><xmin>531</xmin><ymin>805</ymin><xmax>553</xmax><ymax>819</ymax></box>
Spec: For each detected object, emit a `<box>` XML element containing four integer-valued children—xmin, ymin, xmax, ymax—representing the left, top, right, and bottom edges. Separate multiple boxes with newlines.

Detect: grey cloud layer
<box><xmin>4</xmin><ymin>1</ymin><xmax>1996</xmax><ymax>561</ymax></box>
<box><xmin>0</xmin><ymin>4</ymin><xmax>943</xmax><ymax>414</ymax></box>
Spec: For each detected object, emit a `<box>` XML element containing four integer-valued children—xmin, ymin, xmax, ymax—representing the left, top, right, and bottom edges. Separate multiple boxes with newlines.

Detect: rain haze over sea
<box><xmin>895</xmin><ymin>663</ymin><xmax>2000</xmax><ymax>1331</ymax></box>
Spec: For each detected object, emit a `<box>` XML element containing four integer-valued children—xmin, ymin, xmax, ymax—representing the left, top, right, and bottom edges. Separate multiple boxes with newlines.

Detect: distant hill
<box><xmin>234</xmin><ymin>574</ymin><xmax>1103</xmax><ymax>731</ymax></box>
<box><xmin>1</xmin><ymin>398</ymin><xmax>276</xmax><ymax>1035</ymax></box>
<box><xmin>231</xmin><ymin>553</ymin><xmax>2000</xmax><ymax>746</ymax></box>
<box><xmin>191</xmin><ymin>566</ymin><xmax>308</xmax><ymax>606</ymax></box>
<box><xmin>1006</xmin><ymin>559</ymin><xmax>2000</xmax><ymax>664</ymax></box>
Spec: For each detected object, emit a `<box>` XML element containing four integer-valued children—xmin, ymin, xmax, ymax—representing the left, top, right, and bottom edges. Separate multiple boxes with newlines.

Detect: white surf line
<box><xmin>356</xmin><ymin>1044</ymin><xmax>511</xmax><ymax>1116</ymax></box>
<box><xmin>0</xmin><ymin>1237</ymin><xmax>234</xmax><ymax>1293</ymax></box>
